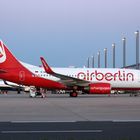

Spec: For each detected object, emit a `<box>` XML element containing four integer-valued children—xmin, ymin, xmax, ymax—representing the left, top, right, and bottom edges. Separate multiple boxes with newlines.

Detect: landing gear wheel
<box><xmin>70</xmin><ymin>92</ymin><xmax>78</xmax><ymax>97</ymax></box>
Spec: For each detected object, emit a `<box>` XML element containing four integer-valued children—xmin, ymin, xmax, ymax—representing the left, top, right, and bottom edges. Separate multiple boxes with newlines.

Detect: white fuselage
<box><xmin>21</xmin><ymin>62</ymin><xmax>140</xmax><ymax>89</ymax></box>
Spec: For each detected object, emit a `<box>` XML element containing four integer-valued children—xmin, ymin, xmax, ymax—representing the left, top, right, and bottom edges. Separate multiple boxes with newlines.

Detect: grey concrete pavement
<box><xmin>0</xmin><ymin>92</ymin><xmax>140</xmax><ymax>122</ymax></box>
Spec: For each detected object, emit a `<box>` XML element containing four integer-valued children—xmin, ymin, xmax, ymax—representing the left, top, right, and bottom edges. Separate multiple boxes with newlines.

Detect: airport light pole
<box><xmin>122</xmin><ymin>37</ymin><xmax>126</xmax><ymax>68</ymax></box>
<box><xmin>91</xmin><ymin>55</ymin><xmax>94</xmax><ymax>68</ymax></box>
<box><xmin>97</xmin><ymin>51</ymin><xmax>100</xmax><ymax>68</ymax></box>
<box><xmin>112</xmin><ymin>43</ymin><xmax>115</xmax><ymax>68</ymax></box>
<box><xmin>135</xmin><ymin>30</ymin><xmax>139</xmax><ymax>69</ymax></box>
<box><xmin>104</xmin><ymin>48</ymin><xmax>107</xmax><ymax>68</ymax></box>
<box><xmin>87</xmin><ymin>57</ymin><xmax>90</xmax><ymax>68</ymax></box>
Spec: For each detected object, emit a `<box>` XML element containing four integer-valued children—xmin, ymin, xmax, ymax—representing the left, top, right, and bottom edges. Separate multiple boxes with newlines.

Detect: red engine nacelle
<box><xmin>88</xmin><ymin>83</ymin><xmax>111</xmax><ymax>94</ymax></box>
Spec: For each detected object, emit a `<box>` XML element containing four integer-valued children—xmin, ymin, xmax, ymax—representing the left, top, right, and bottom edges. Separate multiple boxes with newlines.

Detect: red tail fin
<box><xmin>0</xmin><ymin>41</ymin><xmax>66</xmax><ymax>89</ymax></box>
<box><xmin>0</xmin><ymin>41</ymin><xmax>23</xmax><ymax>69</ymax></box>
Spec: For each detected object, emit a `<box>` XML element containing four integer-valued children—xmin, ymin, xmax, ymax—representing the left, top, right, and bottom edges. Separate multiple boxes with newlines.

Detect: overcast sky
<box><xmin>0</xmin><ymin>0</ymin><xmax>140</xmax><ymax>67</ymax></box>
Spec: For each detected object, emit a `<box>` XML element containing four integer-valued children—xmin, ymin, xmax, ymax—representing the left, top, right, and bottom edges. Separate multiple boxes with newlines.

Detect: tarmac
<box><xmin>0</xmin><ymin>92</ymin><xmax>140</xmax><ymax>140</ymax></box>
<box><xmin>0</xmin><ymin>92</ymin><xmax>140</xmax><ymax>122</ymax></box>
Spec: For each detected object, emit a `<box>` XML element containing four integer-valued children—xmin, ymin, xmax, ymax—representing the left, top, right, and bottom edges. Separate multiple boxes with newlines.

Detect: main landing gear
<box><xmin>69</xmin><ymin>91</ymin><xmax>78</xmax><ymax>97</ymax></box>
<box><xmin>69</xmin><ymin>86</ymin><xmax>78</xmax><ymax>97</ymax></box>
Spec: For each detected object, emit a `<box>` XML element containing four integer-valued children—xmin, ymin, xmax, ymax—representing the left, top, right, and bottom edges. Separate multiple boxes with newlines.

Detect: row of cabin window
<box><xmin>36</xmin><ymin>73</ymin><xmax>77</xmax><ymax>78</ymax></box>
<box><xmin>35</xmin><ymin>73</ymin><xmax>133</xmax><ymax>78</ymax></box>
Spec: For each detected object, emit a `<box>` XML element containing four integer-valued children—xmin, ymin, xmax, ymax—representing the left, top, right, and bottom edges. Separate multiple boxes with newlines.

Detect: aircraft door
<box><xmin>19</xmin><ymin>71</ymin><xmax>25</xmax><ymax>81</ymax></box>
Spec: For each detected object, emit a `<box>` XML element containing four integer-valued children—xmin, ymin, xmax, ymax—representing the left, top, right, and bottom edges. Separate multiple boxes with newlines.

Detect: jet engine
<box><xmin>84</xmin><ymin>83</ymin><xmax>111</xmax><ymax>94</ymax></box>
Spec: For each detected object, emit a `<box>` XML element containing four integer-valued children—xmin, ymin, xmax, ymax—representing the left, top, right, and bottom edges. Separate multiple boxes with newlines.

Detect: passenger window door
<box><xmin>19</xmin><ymin>71</ymin><xmax>25</xmax><ymax>81</ymax></box>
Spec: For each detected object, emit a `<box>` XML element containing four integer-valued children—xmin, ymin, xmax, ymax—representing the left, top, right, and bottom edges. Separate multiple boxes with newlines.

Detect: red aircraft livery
<box><xmin>0</xmin><ymin>40</ymin><xmax>139</xmax><ymax>97</ymax></box>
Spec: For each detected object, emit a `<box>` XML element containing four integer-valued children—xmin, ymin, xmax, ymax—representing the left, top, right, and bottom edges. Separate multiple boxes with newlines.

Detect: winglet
<box><xmin>40</xmin><ymin>57</ymin><xmax>54</xmax><ymax>74</ymax></box>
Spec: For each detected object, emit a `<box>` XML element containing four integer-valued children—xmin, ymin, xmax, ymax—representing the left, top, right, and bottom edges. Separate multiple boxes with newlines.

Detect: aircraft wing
<box><xmin>40</xmin><ymin>57</ymin><xmax>90</xmax><ymax>87</ymax></box>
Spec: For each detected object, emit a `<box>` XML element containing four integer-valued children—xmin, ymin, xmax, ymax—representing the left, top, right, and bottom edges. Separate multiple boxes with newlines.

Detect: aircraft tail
<box><xmin>0</xmin><ymin>40</ymin><xmax>23</xmax><ymax>70</ymax></box>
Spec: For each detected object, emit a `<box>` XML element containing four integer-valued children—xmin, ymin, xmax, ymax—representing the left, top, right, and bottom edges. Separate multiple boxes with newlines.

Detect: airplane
<box><xmin>2</xmin><ymin>80</ymin><xmax>30</xmax><ymax>93</ymax></box>
<box><xmin>0</xmin><ymin>80</ymin><xmax>15</xmax><ymax>91</ymax></box>
<box><xmin>0</xmin><ymin>80</ymin><xmax>22</xmax><ymax>92</ymax></box>
<box><xmin>0</xmin><ymin>40</ymin><xmax>140</xmax><ymax>97</ymax></box>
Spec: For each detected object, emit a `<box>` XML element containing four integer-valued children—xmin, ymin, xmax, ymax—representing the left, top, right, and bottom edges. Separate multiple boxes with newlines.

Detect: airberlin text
<box><xmin>77</xmin><ymin>70</ymin><xmax>134</xmax><ymax>81</ymax></box>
